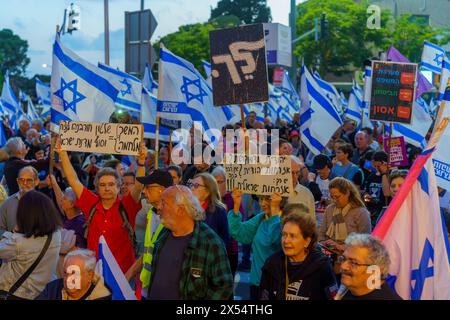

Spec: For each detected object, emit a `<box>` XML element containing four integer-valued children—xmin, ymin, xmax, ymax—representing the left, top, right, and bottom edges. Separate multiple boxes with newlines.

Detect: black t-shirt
<box><xmin>148</xmin><ymin>232</ymin><xmax>193</xmax><ymax>300</ymax></box>
<box><xmin>364</xmin><ymin>172</ymin><xmax>386</xmax><ymax>221</ymax></box>
<box><xmin>343</xmin><ymin>283</ymin><xmax>403</xmax><ymax>300</ymax></box>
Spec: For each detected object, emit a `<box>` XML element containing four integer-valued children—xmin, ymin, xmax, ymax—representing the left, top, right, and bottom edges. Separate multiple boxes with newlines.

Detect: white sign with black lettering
<box><xmin>59</xmin><ymin>120</ymin><xmax>143</xmax><ymax>156</ymax></box>
<box><xmin>224</xmin><ymin>155</ymin><xmax>293</xmax><ymax>196</ymax></box>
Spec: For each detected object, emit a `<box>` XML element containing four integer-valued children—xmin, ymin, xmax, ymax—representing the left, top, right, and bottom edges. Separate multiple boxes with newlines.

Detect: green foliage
<box><xmin>210</xmin><ymin>0</ymin><xmax>272</xmax><ymax>24</ymax></box>
<box><xmin>294</xmin><ymin>0</ymin><xmax>391</xmax><ymax>75</ymax></box>
<box><xmin>388</xmin><ymin>14</ymin><xmax>449</xmax><ymax>62</ymax></box>
<box><xmin>0</xmin><ymin>29</ymin><xmax>30</xmax><ymax>77</ymax></box>
<box><xmin>155</xmin><ymin>23</ymin><xmax>218</xmax><ymax>76</ymax></box>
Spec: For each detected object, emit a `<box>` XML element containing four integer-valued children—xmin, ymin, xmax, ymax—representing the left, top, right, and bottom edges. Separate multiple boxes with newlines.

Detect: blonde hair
<box><xmin>195</xmin><ymin>172</ymin><xmax>226</xmax><ymax>212</ymax></box>
<box><xmin>329</xmin><ymin>177</ymin><xmax>365</xmax><ymax>209</ymax></box>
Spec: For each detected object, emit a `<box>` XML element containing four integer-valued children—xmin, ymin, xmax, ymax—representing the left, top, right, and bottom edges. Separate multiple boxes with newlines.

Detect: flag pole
<box><xmin>169</xmin><ymin>129</ymin><xmax>173</xmax><ymax>165</ymax></box>
<box><xmin>240</xmin><ymin>104</ymin><xmax>248</xmax><ymax>156</ymax></box>
<box><xmin>388</xmin><ymin>122</ymin><xmax>393</xmax><ymax>168</ymax></box>
<box><xmin>49</xmin><ymin>25</ymin><xmax>60</xmax><ymax>177</ymax></box>
<box><xmin>431</xmin><ymin>97</ymin><xmax>447</xmax><ymax>137</ymax></box>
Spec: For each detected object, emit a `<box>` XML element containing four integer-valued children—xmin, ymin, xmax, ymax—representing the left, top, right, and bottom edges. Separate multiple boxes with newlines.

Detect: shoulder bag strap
<box><xmin>8</xmin><ymin>233</ymin><xmax>53</xmax><ymax>295</ymax></box>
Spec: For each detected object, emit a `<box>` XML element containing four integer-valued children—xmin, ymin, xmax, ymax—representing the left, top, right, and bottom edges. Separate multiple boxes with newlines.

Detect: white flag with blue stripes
<box><xmin>362</xmin><ymin>66</ymin><xmax>373</xmax><ymax>129</ymax></box>
<box><xmin>50</xmin><ymin>36</ymin><xmax>118</xmax><ymax>131</ymax></box>
<box><xmin>1</xmin><ymin>72</ymin><xmax>20</xmax><ymax>116</ymax></box>
<box><xmin>388</xmin><ymin>97</ymin><xmax>433</xmax><ymax>148</ymax></box>
<box><xmin>432</xmin><ymin>88</ymin><xmax>450</xmax><ymax>191</ymax></box>
<box><xmin>438</xmin><ymin>57</ymin><xmax>450</xmax><ymax>103</ymax></box>
<box><xmin>157</xmin><ymin>45</ymin><xmax>230</xmax><ymax>133</ymax></box>
<box><xmin>98</xmin><ymin>63</ymin><xmax>142</xmax><ymax>114</ymax></box>
<box><xmin>421</xmin><ymin>41</ymin><xmax>445</xmax><ymax>74</ymax></box>
<box><xmin>345</xmin><ymin>80</ymin><xmax>363</xmax><ymax>124</ymax></box>
<box><xmin>141</xmin><ymin>64</ymin><xmax>170</xmax><ymax>141</ymax></box>
<box><xmin>98</xmin><ymin>236</ymin><xmax>137</xmax><ymax>300</ymax></box>
<box><xmin>36</xmin><ymin>78</ymin><xmax>52</xmax><ymax>106</ymax></box>
<box><xmin>26</xmin><ymin>94</ymin><xmax>40</xmax><ymax>120</ymax></box>
<box><xmin>313</xmin><ymin>71</ymin><xmax>343</xmax><ymax>115</ymax></box>
<box><xmin>300</xmin><ymin>64</ymin><xmax>343</xmax><ymax>155</ymax></box>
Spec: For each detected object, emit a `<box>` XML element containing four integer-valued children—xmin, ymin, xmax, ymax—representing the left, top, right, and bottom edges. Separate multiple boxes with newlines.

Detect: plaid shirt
<box><xmin>149</xmin><ymin>221</ymin><xmax>233</xmax><ymax>300</ymax></box>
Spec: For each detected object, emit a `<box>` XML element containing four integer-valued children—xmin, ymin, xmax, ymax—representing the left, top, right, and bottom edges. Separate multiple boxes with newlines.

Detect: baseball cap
<box><xmin>136</xmin><ymin>169</ymin><xmax>173</xmax><ymax>188</ymax></box>
<box><xmin>290</xmin><ymin>130</ymin><xmax>299</xmax><ymax>138</ymax></box>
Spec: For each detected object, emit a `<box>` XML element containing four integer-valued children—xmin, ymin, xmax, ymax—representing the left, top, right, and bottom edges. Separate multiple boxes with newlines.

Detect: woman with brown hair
<box><xmin>259</xmin><ymin>205</ymin><xmax>337</xmax><ymax>300</ymax></box>
<box><xmin>189</xmin><ymin>172</ymin><xmax>229</xmax><ymax>247</ymax></box>
<box><xmin>319</xmin><ymin>177</ymin><xmax>371</xmax><ymax>253</ymax></box>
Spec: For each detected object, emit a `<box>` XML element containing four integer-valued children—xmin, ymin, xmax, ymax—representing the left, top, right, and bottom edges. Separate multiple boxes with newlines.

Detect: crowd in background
<box><xmin>0</xmin><ymin>110</ymin><xmax>449</xmax><ymax>301</ymax></box>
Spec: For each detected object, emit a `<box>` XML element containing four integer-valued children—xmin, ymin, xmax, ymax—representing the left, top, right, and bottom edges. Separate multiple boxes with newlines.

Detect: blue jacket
<box><xmin>228</xmin><ymin>211</ymin><xmax>282</xmax><ymax>286</ymax></box>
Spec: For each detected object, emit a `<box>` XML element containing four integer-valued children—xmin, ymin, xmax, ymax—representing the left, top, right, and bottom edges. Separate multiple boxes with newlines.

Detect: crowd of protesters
<box><xmin>0</xmin><ymin>111</ymin><xmax>449</xmax><ymax>301</ymax></box>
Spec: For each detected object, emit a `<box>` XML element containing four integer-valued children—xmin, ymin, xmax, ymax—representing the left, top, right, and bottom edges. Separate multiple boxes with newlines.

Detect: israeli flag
<box><xmin>202</xmin><ymin>60</ymin><xmax>212</xmax><ymax>80</ymax></box>
<box><xmin>98</xmin><ymin>63</ymin><xmax>142</xmax><ymax>113</ymax></box>
<box><xmin>51</xmin><ymin>35</ymin><xmax>118</xmax><ymax>131</ymax></box>
<box><xmin>421</xmin><ymin>41</ymin><xmax>445</xmax><ymax>74</ymax></box>
<box><xmin>266</xmin><ymin>84</ymin><xmax>282</xmax><ymax>123</ymax></box>
<box><xmin>1</xmin><ymin>72</ymin><xmax>20</xmax><ymax>117</ymax></box>
<box><xmin>41</xmin><ymin>104</ymin><xmax>51</xmax><ymax>119</ymax></box>
<box><xmin>433</xmin><ymin>88</ymin><xmax>450</xmax><ymax>191</ymax></box>
<box><xmin>340</xmin><ymin>91</ymin><xmax>348</xmax><ymax>110</ymax></box>
<box><xmin>36</xmin><ymin>78</ymin><xmax>52</xmax><ymax>106</ymax></box>
<box><xmin>26</xmin><ymin>94</ymin><xmax>40</xmax><ymax>120</ymax></box>
<box><xmin>300</xmin><ymin>64</ymin><xmax>342</xmax><ymax>155</ymax></box>
<box><xmin>313</xmin><ymin>71</ymin><xmax>343</xmax><ymax>115</ymax></box>
<box><xmin>0</xmin><ymin>121</ymin><xmax>6</xmax><ymax>146</ymax></box>
<box><xmin>98</xmin><ymin>236</ymin><xmax>137</xmax><ymax>300</ymax></box>
<box><xmin>157</xmin><ymin>45</ymin><xmax>230</xmax><ymax>134</ymax></box>
<box><xmin>144</xmin><ymin>63</ymin><xmax>158</xmax><ymax>95</ymax></box>
<box><xmin>373</xmin><ymin>122</ymin><xmax>450</xmax><ymax>300</ymax></box>
<box><xmin>387</xmin><ymin>97</ymin><xmax>433</xmax><ymax>148</ymax></box>
<box><xmin>438</xmin><ymin>57</ymin><xmax>450</xmax><ymax>102</ymax></box>
<box><xmin>345</xmin><ymin>80</ymin><xmax>363</xmax><ymax>124</ymax></box>
<box><xmin>362</xmin><ymin>66</ymin><xmax>373</xmax><ymax>129</ymax></box>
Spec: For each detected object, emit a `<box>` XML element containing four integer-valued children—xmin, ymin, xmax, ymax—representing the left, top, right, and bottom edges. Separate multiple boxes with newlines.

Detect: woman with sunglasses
<box><xmin>189</xmin><ymin>173</ymin><xmax>230</xmax><ymax>248</ymax></box>
<box><xmin>228</xmin><ymin>188</ymin><xmax>283</xmax><ymax>300</ymax></box>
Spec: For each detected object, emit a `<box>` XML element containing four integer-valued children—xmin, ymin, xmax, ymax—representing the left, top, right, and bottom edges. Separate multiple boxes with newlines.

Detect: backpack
<box><xmin>83</xmin><ymin>200</ymin><xmax>137</xmax><ymax>254</ymax></box>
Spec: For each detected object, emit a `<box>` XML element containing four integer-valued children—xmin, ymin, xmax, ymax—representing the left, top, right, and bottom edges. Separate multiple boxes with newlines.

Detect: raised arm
<box><xmin>54</xmin><ymin>136</ymin><xmax>84</xmax><ymax>199</ymax></box>
<box><xmin>130</xmin><ymin>142</ymin><xmax>147</xmax><ymax>204</ymax></box>
<box><xmin>48</xmin><ymin>174</ymin><xmax>64</xmax><ymax>214</ymax></box>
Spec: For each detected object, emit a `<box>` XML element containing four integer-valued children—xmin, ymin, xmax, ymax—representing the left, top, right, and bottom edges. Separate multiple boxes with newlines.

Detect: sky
<box><xmin>0</xmin><ymin>0</ymin><xmax>295</xmax><ymax>77</ymax></box>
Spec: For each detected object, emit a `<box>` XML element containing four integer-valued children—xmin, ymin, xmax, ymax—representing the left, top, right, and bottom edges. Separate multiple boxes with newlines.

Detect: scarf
<box><xmin>326</xmin><ymin>203</ymin><xmax>352</xmax><ymax>242</ymax></box>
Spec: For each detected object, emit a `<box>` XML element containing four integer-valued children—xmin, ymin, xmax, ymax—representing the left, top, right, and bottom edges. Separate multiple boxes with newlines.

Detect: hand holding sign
<box><xmin>231</xmin><ymin>188</ymin><xmax>244</xmax><ymax>214</ymax></box>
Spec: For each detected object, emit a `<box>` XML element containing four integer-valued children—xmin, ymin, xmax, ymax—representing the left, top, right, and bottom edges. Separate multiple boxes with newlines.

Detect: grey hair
<box><xmin>18</xmin><ymin>166</ymin><xmax>38</xmax><ymax>180</ymax></box>
<box><xmin>93</xmin><ymin>167</ymin><xmax>122</xmax><ymax>189</ymax></box>
<box><xmin>211</xmin><ymin>165</ymin><xmax>226</xmax><ymax>178</ymax></box>
<box><xmin>345</xmin><ymin>233</ymin><xmax>390</xmax><ymax>279</ymax></box>
<box><xmin>173</xmin><ymin>185</ymin><xmax>205</xmax><ymax>221</ymax></box>
<box><xmin>5</xmin><ymin>137</ymin><xmax>24</xmax><ymax>157</ymax></box>
<box><xmin>26</xmin><ymin>128</ymin><xmax>38</xmax><ymax>138</ymax></box>
<box><xmin>64</xmin><ymin>249</ymin><xmax>97</xmax><ymax>273</ymax></box>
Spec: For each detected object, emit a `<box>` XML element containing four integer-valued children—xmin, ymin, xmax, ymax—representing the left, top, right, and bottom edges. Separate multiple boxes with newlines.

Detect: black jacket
<box><xmin>259</xmin><ymin>246</ymin><xmax>337</xmax><ymax>300</ymax></box>
<box><xmin>4</xmin><ymin>156</ymin><xmax>49</xmax><ymax>195</ymax></box>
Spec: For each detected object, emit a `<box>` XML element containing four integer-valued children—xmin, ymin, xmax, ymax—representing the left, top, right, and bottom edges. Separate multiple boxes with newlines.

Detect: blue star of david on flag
<box><xmin>120</xmin><ymin>78</ymin><xmax>132</xmax><ymax>96</ymax></box>
<box><xmin>433</xmin><ymin>53</ymin><xmax>444</xmax><ymax>65</ymax></box>
<box><xmin>180</xmin><ymin>76</ymin><xmax>208</xmax><ymax>104</ymax></box>
<box><xmin>53</xmin><ymin>78</ymin><xmax>86</xmax><ymax>113</ymax></box>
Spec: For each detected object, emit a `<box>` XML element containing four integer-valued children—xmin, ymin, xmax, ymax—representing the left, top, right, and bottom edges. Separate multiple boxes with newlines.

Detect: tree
<box><xmin>210</xmin><ymin>0</ymin><xmax>272</xmax><ymax>24</ymax></box>
<box><xmin>294</xmin><ymin>0</ymin><xmax>391</xmax><ymax>76</ymax></box>
<box><xmin>0</xmin><ymin>29</ymin><xmax>30</xmax><ymax>77</ymax></box>
<box><xmin>389</xmin><ymin>15</ymin><xmax>450</xmax><ymax>62</ymax></box>
<box><xmin>155</xmin><ymin>23</ymin><xmax>218</xmax><ymax>76</ymax></box>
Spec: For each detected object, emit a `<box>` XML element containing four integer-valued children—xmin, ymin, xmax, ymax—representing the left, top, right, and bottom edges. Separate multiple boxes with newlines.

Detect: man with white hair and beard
<box><xmin>36</xmin><ymin>249</ymin><xmax>111</xmax><ymax>300</ymax></box>
<box><xmin>147</xmin><ymin>185</ymin><xmax>233</xmax><ymax>300</ymax></box>
<box><xmin>336</xmin><ymin>233</ymin><xmax>402</xmax><ymax>300</ymax></box>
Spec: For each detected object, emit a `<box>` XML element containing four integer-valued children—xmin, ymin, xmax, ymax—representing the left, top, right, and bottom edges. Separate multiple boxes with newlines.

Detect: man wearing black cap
<box><xmin>125</xmin><ymin>169</ymin><xmax>173</xmax><ymax>299</ymax></box>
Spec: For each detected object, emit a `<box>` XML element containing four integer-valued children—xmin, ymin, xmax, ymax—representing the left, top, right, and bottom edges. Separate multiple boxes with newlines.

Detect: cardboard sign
<box><xmin>59</xmin><ymin>120</ymin><xmax>143</xmax><ymax>156</ymax></box>
<box><xmin>224</xmin><ymin>155</ymin><xmax>293</xmax><ymax>196</ymax></box>
<box><xmin>383</xmin><ymin>136</ymin><xmax>408</xmax><ymax>167</ymax></box>
<box><xmin>370</xmin><ymin>61</ymin><xmax>417</xmax><ymax>124</ymax></box>
<box><xmin>209</xmin><ymin>24</ymin><xmax>269</xmax><ymax>106</ymax></box>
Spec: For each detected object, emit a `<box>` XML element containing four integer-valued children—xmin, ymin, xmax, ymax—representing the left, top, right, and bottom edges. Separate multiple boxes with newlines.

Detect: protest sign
<box><xmin>59</xmin><ymin>120</ymin><xmax>143</xmax><ymax>156</ymax></box>
<box><xmin>224</xmin><ymin>154</ymin><xmax>292</xmax><ymax>196</ymax></box>
<box><xmin>433</xmin><ymin>124</ymin><xmax>450</xmax><ymax>190</ymax></box>
<box><xmin>370</xmin><ymin>61</ymin><xmax>417</xmax><ymax>124</ymax></box>
<box><xmin>209</xmin><ymin>23</ymin><xmax>269</xmax><ymax>106</ymax></box>
<box><xmin>383</xmin><ymin>136</ymin><xmax>408</xmax><ymax>167</ymax></box>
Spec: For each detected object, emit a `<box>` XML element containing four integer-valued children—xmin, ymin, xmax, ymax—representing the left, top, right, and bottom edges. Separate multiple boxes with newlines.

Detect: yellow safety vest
<box><xmin>140</xmin><ymin>209</ymin><xmax>164</xmax><ymax>288</ymax></box>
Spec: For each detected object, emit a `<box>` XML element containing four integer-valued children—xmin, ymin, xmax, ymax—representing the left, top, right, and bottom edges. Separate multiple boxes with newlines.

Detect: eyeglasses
<box><xmin>189</xmin><ymin>182</ymin><xmax>206</xmax><ymax>189</ymax></box>
<box><xmin>17</xmin><ymin>178</ymin><xmax>35</xmax><ymax>184</ymax></box>
<box><xmin>337</xmin><ymin>255</ymin><xmax>371</xmax><ymax>269</ymax></box>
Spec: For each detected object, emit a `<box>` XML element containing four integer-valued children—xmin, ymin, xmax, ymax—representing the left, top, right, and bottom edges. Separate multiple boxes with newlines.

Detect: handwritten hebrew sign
<box><xmin>370</xmin><ymin>61</ymin><xmax>417</xmax><ymax>124</ymax></box>
<box><xmin>209</xmin><ymin>24</ymin><xmax>269</xmax><ymax>106</ymax></box>
<box><xmin>224</xmin><ymin>154</ymin><xmax>293</xmax><ymax>196</ymax></box>
<box><xmin>59</xmin><ymin>120</ymin><xmax>143</xmax><ymax>156</ymax></box>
